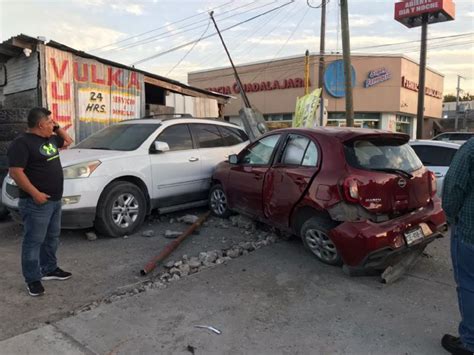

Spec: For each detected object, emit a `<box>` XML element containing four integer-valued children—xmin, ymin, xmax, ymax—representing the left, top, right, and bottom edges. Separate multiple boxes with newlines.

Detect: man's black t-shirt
<box><xmin>7</xmin><ymin>133</ymin><xmax>65</xmax><ymax>201</ymax></box>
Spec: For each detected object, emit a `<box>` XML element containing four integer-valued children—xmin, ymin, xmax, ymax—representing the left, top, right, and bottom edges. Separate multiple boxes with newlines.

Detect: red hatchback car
<box><xmin>209</xmin><ymin>127</ymin><xmax>447</xmax><ymax>273</ymax></box>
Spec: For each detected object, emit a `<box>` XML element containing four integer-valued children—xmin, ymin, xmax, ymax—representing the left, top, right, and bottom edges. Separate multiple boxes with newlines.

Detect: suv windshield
<box><xmin>344</xmin><ymin>138</ymin><xmax>422</xmax><ymax>174</ymax></box>
<box><xmin>74</xmin><ymin>124</ymin><xmax>161</xmax><ymax>151</ymax></box>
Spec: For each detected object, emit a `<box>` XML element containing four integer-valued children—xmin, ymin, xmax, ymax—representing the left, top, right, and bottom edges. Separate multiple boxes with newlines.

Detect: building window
<box><xmin>396</xmin><ymin>115</ymin><xmax>412</xmax><ymax>134</ymax></box>
<box><xmin>327</xmin><ymin>112</ymin><xmax>380</xmax><ymax>128</ymax></box>
<box><xmin>263</xmin><ymin>113</ymin><xmax>294</xmax><ymax>122</ymax></box>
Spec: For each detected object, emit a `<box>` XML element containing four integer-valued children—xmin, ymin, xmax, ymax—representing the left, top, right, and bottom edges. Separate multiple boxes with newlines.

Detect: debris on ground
<box><xmin>194</xmin><ymin>325</ymin><xmax>222</xmax><ymax>335</ymax></box>
<box><xmin>142</xmin><ymin>230</ymin><xmax>155</xmax><ymax>238</ymax></box>
<box><xmin>177</xmin><ymin>214</ymin><xmax>199</xmax><ymax>225</ymax></box>
<box><xmin>164</xmin><ymin>230</ymin><xmax>182</xmax><ymax>239</ymax></box>
<box><xmin>85</xmin><ymin>231</ymin><xmax>97</xmax><ymax>241</ymax></box>
<box><xmin>229</xmin><ymin>215</ymin><xmax>256</xmax><ymax>231</ymax></box>
<box><xmin>186</xmin><ymin>345</ymin><xmax>196</xmax><ymax>354</ymax></box>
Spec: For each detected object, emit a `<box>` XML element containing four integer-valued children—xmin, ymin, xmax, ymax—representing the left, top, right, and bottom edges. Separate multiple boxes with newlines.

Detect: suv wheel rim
<box><xmin>210</xmin><ymin>188</ymin><xmax>227</xmax><ymax>215</ymax></box>
<box><xmin>111</xmin><ymin>193</ymin><xmax>139</xmax><ymax>228</ymax></box>
<box><xmin>305</xmin><ymin>228</ymin><xmax>338</xmax><ymax>263</ymax></box>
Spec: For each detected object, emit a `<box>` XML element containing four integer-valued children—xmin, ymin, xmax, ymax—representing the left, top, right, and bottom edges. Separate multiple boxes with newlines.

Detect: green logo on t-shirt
<box><xmin>40</xmin><ymin>142</ymin><xmax>59</xmax><ymax>161</ymax></box>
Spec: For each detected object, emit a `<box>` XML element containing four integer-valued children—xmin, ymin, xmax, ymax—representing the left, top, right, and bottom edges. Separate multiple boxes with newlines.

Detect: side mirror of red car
<box><xmin>229</xmin><ymin>154</ymin><xmax>238</xmax><ymax>165</ymax></box>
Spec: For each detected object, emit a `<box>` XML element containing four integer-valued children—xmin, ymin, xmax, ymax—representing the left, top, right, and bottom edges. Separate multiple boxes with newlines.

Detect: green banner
<box><xmin>293</xmin><ymin>88</ymin><xmax>322</xmax><ymax>128</ymax></box>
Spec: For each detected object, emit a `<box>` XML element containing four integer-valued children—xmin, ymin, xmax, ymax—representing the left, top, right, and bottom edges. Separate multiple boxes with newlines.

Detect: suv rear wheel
<box><xmin>209</xmin><ymin>184</ymin><xmax>231</xmax><ymax>218</ymax></box>
<box><xmin>301</xmin><ymin>216</ymin><xmax>342</xmax><ymax>266</ymax></box>
<box><xmin>95</xmin><ymin>181</ymin><xmax>146</xmax><ymax>237</ymax></box>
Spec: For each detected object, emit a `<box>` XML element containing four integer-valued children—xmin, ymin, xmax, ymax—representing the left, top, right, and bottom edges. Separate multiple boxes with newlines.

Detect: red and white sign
<box><xmin>394</xmin><ymin>0</ymin><xmax>455</xmax><ymax>28</ymax></box>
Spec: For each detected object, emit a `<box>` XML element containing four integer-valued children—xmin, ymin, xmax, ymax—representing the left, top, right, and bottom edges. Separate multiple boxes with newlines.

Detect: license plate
<box><xmin>404</xmin><ymin>227</ymin><xmax>424</xmax><ymax>246</ymax></box>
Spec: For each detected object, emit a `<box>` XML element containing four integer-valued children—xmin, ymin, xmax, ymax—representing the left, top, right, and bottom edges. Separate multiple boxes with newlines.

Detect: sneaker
<box><xmin>442</xmin><ymin>334</ymin><xmax>473</xmax><ymax>355</ymax></box>
<box><xmin>27</xmin><ymin>281</ymin><xmax>45</xmax><ymax>297</ymax></box>
<box><xmin>41</xmin><ymin>267</ymin><xmax>72</xmax><ymax>281</ymax></box>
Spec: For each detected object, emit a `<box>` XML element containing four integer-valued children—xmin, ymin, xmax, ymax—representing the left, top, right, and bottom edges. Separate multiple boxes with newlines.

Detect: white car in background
<box><xmin>2</xmin><ymin>117</ymin><xmax>249</xmax><ymax>237</ymax></box>
<box><xmin>432</xmin><ymin>132</ymin><xmax>474</xmax><ymax>145</ymax></box>
<box><xmin>409</xmin><ymin>140</ymin><xmax>460</xmax><ymax>196</ymax></box>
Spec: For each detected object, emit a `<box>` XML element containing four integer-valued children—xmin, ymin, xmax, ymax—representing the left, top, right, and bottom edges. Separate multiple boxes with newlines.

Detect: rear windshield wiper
<box><xmin>370</xmin><ymin>168</ymin><xmax>413</xmax><ymax>179</ymax></box>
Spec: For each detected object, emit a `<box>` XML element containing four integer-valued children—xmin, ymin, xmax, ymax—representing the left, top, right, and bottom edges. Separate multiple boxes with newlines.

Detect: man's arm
<box><xmin>9</xmin><ymin>167</ymin><xmax>50</xmax><ymax>204</ymax></box>
<box><xmin>442</xmin><ymin>141</ymin><xmax>473</xmax><ymax>223</ymax></box>
<box><xmin>53</xmin><ymin>122</ymin><xmax>73</xmax><ymax>147</ymax></box>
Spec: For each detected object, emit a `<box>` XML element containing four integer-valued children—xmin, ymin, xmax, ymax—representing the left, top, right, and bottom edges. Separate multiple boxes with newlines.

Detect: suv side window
<box><xmin>240</xmin><ymin>134</ymin><xmax>281</xmax><ymax>165</ymax></box>
<box><xmin>157</xmin><ymin>124</ymin><xmax>193</xmax><ymax>151</ymax></box>
<box><xmin>218</xmin><ymin>126</ymin><xmax>248</xmax><ymax>146</ymax></box>
<box><xmin>191</xmin><ymin>124</ymin><xmax>226</xmax><ymax>148</ymax></box>
<box><xmin>411</xmin><ymin>145</ymin><xmax>457</xmax><ymax>166</ymax></box>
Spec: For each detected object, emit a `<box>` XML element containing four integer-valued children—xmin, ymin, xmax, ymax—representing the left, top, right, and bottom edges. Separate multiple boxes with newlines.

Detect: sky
<box><xmin>0</xmin><ymin>0</ymin><xmax>473</xmax><ymax>95</ymax></box>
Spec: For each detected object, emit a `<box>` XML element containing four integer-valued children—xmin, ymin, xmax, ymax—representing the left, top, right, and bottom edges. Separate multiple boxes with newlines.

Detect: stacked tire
<box><xmin>0</xmin><ymin>108</ymin><xmax>29</xmax><ymax>220</ymax></box>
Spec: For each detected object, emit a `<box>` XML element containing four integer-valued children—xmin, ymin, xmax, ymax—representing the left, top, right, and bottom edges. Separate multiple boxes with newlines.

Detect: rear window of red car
<box><xmin>344</xmin><ymin>138</ymin><xmax>422</xmax><ymax>173</ymax></box>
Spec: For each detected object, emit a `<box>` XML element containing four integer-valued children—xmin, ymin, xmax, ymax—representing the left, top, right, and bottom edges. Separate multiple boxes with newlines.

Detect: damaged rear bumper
<box><xmin>330</xmin><ymin>199</ymin><xmax>447</xmax><ymax>270</ymax></box>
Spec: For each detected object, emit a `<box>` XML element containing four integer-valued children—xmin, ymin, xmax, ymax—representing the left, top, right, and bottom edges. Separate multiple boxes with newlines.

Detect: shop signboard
<box><xmin>364</xmin><ymin>68</ymin><xmax>391</xmax><ymax>88</ymax></box>
<box><xmin>324</xmin><ymin>60</ymin><xmax>356</xmax><ymax>98</ymax></box>
<box><xmin>394</xmin><ymin>0</ymin><xmax>455</xmax><ymax>28</ymax></box>
<box><xmin>44</xmin><ymin>46</ymin><xmax>145</xmax><ymax>142</ymax></box>
<box><xmin>44</xmin><ymin>46</ymin><xmax>76</xmax><ymax>141</ymax></box>
<box><xmin>74</xmin><ymin>57</ymin><xmax>144</xmax><ymax>141</ymax></box>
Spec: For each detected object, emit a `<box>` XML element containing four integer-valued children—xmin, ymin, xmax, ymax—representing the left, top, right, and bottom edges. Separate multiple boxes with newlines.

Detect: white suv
<box><xmin>2</xmin><ymin>118</ymin><xmax>249</xmax><ymax>237</ymax></box>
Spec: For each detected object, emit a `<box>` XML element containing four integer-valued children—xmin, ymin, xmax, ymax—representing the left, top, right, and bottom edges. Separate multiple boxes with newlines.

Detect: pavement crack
<box><xmin>51</xmin><ymin>323</ymin><xmax>97</xmax><ymax>355</ymax></box>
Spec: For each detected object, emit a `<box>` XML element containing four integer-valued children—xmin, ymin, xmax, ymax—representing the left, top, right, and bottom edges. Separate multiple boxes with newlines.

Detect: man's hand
<box><xmin>32</xmin><ymin>192</ymin><xmax>50</xmax><ymax>205</ymax></box>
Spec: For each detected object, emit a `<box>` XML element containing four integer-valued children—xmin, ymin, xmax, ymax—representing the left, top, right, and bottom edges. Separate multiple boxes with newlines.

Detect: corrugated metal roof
<box><xmin>0</xmin><ymin>34</ymin><xmax>230</xmax><ymax>101</ymax></box>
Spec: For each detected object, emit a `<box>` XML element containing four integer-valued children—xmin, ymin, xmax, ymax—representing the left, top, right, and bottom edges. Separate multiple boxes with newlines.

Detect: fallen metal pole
<box><xmin>140</xmin><ymin>211</ymin><xmax>210</xmax><ymax>276</ymax></box>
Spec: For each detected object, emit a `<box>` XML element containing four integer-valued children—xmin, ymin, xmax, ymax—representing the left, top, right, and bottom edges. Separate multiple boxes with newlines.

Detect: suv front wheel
<box><xmin>95</xmin><ymin>181</ymin><xmax>146</xmax><ymax>237</ymax></box>
<box><xmin>301</xmin><ymin>216</ymin><xmax>342</xmax><ymax>266</ymax></box>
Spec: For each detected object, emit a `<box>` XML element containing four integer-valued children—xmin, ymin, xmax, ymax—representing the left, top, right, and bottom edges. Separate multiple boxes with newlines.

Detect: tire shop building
<box><xmin>188</xmin><ymin>53</ymin><xmax>445</xmax><ymax>139</ymax></box>
<box><xmin>0</xmin><ymin>34</ymin><xmax>230</xmax><ymax>158</ymax></box>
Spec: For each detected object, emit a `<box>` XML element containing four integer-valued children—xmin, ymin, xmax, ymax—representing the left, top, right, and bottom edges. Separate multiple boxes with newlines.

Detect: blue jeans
<box><xmin>19</xmin><ymin>198</ymin><xmax>62</xmax><ymax>284</ymax></box>
<box><xmin>451</xmin><ymin>226</ymin><xmax>474</xmax><ymax>352</ymax></box>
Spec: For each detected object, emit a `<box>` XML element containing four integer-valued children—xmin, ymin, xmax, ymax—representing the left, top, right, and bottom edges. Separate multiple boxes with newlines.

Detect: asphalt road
<box><xmin>0</xmin><ymin>209</ymin><xmax>459</xmax><ymax>355</ymax></box>
<box><xmin>0</xmin><ymin>234</ymin><xmax>459</xmax><ymax>354</ymax></box>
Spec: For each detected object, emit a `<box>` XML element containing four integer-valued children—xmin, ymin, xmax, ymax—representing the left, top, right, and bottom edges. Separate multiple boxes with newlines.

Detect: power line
<box><xmin>101</xmin><ymin>1</ymin><xmax>278</xmax><ymax>55</ymax></box>
<box><xmin>306</xmin><ymin>0</ymin><xmax>330</xmax><ymax>9</ymax></box>
<box><xmin>248</xmin><ymin>4</ymin><xmax>310</xmax><ymax>82</ymax></box>
<box><xmin>90</xmin><ymin>0</ymin><xmax>234</xmax><ymax>52</ymax></box>
<box><xmin>166</xmin><ymin>19</ymin><xmax>211</xmax><ymax>76</ymax></box>
<box><xmin>131</xmin><ymin>0</ymin><xmax>295</xmax><ymax>66</ymax></box>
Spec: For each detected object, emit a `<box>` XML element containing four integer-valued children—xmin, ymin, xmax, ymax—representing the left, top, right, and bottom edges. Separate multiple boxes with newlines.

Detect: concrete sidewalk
<box><xmin>0</xmin><ymin>239</ymin><xmax>458</xmax><ymax>355</ymax></box>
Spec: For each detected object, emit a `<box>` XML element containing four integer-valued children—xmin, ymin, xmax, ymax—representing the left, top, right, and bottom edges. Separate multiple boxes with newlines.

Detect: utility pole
<box><xmin>340</xmin><ymin>0</ymin><xmax>354</xmax><ymax>127</ymax></box>
<box><xmin>416</xmin><ymin>14</ymin><xmax>428</xmax><ymax>139</ymax></box>
<box><xmin>455</xmin><ymin>75</ymin><xmax>464</xmax><ymax>131</ymax></box>
<box><xmin>318</xmin><ymin>0</ymin><xmax>326</xmax><ymax>126</ymax></box>
<box><xmin>304</xmin><ymin>50</ymin><xmax>310</xmax><ymax>95</ymax></box>
<box><xmin>209</xmin><ymin>11</ymin><xmax>251</xmax><ymax>109</ymax></box>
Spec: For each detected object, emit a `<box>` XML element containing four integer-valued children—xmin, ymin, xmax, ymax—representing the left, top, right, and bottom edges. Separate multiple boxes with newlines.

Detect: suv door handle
<box><xmin>434</xmin><ymin>172</ymin><xmax>443</xmax><ymax>177</ymax></box>
<box><xmin>189</xmin><ymin>157</ymin><xmax>199</xmax><ymax>162</ymax></box>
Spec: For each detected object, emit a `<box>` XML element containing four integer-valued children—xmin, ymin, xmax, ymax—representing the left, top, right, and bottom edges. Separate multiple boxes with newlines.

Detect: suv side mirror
<box><xmin>153</xmin><ymin>141</ymin><xmax>170</xmax><ymax>153</ymax></box>
<box><xmin>228</xmin><ymin>154</ymin><xmax>238</xmax><ymax>165</ymax></box>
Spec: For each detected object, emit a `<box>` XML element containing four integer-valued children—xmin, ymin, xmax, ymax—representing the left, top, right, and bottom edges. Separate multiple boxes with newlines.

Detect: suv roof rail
<box><xmin>142</xmin><ymin>113</ymin><xmax>194</xmax><ymax>119</ymax></box>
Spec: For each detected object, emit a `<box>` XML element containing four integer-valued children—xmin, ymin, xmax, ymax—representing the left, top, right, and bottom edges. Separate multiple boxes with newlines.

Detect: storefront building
<box><xmin>188</xmin><ymin>53</ymin><xmax>444</xmax><ymax>138</ymax></box>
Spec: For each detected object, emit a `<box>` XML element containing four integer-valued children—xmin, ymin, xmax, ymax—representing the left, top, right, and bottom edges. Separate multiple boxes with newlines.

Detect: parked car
<box><xmin>409</xmin><ymin>140</ymin><xmax>460</xmax><ymax>196</ymax></box>
<box><xmin>209</xmin><ymin>127</ymin><xmax>447</xmax><ymax>272</ymax></box>
<box><xmin>2</xmin><ymin>118</ymin><xmax>249</xmax><ymax>237</ymax></box>
<box><xmin>432</xmin><ymin>132</ymin><xmax>474</xmax><ymax>145</ymax></box>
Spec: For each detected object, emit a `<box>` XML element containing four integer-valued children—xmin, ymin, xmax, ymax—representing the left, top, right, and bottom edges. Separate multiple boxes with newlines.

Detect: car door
<box><xmin>227</xmin><ymin>134</ymin><xmax>282</xmax><ymax>218</ymax></box>
<box><xmin>150</xmin><ymin>123</ymin><xmax>203</xmax><ymax>207</ymax></box>
<box><xmin>411</xmin><ymin>144</ymin><xmax>458</xmax><ymax>195</ymax></box>
<box><xmin>263</xmin><ymin>134</ymin><xmax>319</xmax><ymax>228</ymax></box>
<box><xmin>189</xmin><ymin>123</ymin><xmax>231</xmax><ymax>193</ymax></box>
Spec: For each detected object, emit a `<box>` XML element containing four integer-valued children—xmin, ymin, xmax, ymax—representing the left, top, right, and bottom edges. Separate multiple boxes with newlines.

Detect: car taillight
<box><xmin>429</xmin><ymin>171</ymin><xmax>437</xmax><ymax>197</ymax></box>
<box><xmin>343</xmin><ymin>177</ymin><xmax>360</xmax><ymax>203</ymax></box>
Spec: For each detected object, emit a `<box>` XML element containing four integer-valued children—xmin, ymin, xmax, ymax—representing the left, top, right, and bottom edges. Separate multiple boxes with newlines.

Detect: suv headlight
<box><xmin>63</xmin><ymin>161</ymin><xmax>101</xmax><ymax>179</ymax></box>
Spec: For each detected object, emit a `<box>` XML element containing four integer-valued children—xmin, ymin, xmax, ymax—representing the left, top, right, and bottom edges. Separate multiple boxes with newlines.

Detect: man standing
<box><xmin>7</xmin><ymin>107</ymin><xmax>73</xmax><ymax>297</ymax></box>
<box><xmin>442</xmin><ymin>137</ymin><xmax>474</xmax><ymax>355</ymax></box>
